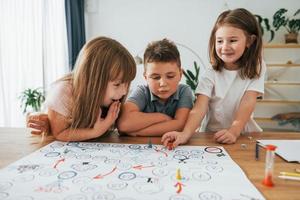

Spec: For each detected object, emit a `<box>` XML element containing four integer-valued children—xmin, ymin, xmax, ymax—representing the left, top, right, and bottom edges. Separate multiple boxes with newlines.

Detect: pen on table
<box><xmin>280</xmin><ymin>172</ymin><xmax>300</xmax><ymax>177</ymax></box>
<box><xmin>278</xmin><ymin>175</ymin><xmax>300</xmax><ymax>181</ymax></box>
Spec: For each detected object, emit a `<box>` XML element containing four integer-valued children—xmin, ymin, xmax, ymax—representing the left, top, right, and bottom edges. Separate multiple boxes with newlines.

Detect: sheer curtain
<box><xmin>0</xmin><ymin>0</ymin><xmax>69</xmax><ymax>127</ymax></box>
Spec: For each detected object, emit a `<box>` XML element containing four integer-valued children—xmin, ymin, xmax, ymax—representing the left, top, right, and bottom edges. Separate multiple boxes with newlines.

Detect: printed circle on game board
<box><xmin>67</xmin><ymin>142</ymin><xmax>80</xmax><ymax>147</ymax></box>
<box><xmin>143</xmin><ymin>144</ymin><xmax>158</xmax><ymax>150</ymax></box>
<box><xmin>190</xmin><ymin>149</ymin><xmax>205</xmax><ymax>155</ymax></box>
<box><xmin>205</xmin><ymin>165</ymin><xmax>223</xmax><ymax>173</ymax></box>
<box><xmin>198</xmin><ymin>191</ymin><xmax>222</xmax><ymax>200</ymax></box>
<box><xmin>80</xmin><ymin>185</ymin><xmax>103</xmax><ymax>194</ymax></box>
<box><xmin>133</xmin><ymin>182</ymin><xmax>163</xmax><ymax>194</ymax></box>
<box><xmin>78</xmin><ymin>143</ymin><xmax>98</xmax><ymax>149</ymax></box>
<box><xmin>204</xmin><ymin>147</ymin><xmax>223</xmax><ymax>154</ymax></box>
<box><xmin>44</xmin><ymin>152</ymin><xmax>61</xmax><ymax>157</ymax></box>
<box><xmin>118</xmin><ymin>172</ymin><xmax>136</xmax><ymax>181</ymax></box>
<box><xmin>64</xmin><ymin>194</ymin><xmax>88</xmax><ymax>200</ymax></box>
<box><xmin>40</xmin><ymin>147</ymin><xmax>55</xmax><ymax>153</ymax></box>
<box><xmin>115</xmin><ymin>198</ymin><xmax>136</xmax><ymax>200</ymax></box>
<box><xmin>128</xmin><ymin>144</ymin><xmax>141</xmax><ymax>150</ymax></box>
<box><xmin>0</xmin><ymin>192</ymin><xmax>8</xmax><ymax>199</ymax></box>
<box><xmin>50</xmin><ymin>142</ymin><xmax>65</xmax><ymax>149</ymax></box>
<box><xmin>152</xmin><ymin>167</ymin><xmax>170</xmax><ymax>177</ymax></box>
<box><xmin>92</xmin><ymin>155</ymin><xmax>108</xmax><ymax>162</ymax></box>
<box><xmin>173</xmin><ymin>154</ymin><xmax>188</xmax><ymax>163</ymax></box>
<box><xmin>107</xmin><ymin>181</ymin><xmax>128</xmax><ymax>190</ymax></box>
<box><xmin>174</xmin><ymin>149</ymin><xmax>189</xmax><ymax>156</ymax></box>
<box><xmin>72</xmin><ymin>176</ymin><xmax>92</xmax><ymax>185</ymax></box>
<box><xmin>58</xmin><ymin>171</ymin><xmax>77</xmax><ymax>180</ymax></box>
<box><xmin>39</xmin><ymin>168</ymin><xmax>58</xmax><ymax>177</ymax></box>
<box><xmin>169</xmin><ymin>194</ymin><xmax>192</xmax><ymax>200</ymax></box>
<box><xmin>97</xmin><ymin>143</ymin><xmax>111</xmax><ymax>148</ymax></box>
<box><xmin>71</xmin><ymin>163</ymin><xmax>97</xmax><ymax>172</ymax></box>
<box><xmin>13</xmin><ymin>174</ymin><xmax>35</xmax><ymax>182</ymax></box>
<box><xmin>0</xmin><ymin>181</ymin><xmax>12</xmax><ymax>191</ymax></box>
<box><xmin>75</xmin><ymin>154</ymin><xmax>92</xmax><ymax>160</ymax></box>
<box><xmin>92</xmin><ymin>191</ymin><xmax>115</xmax><ymax>200</ymax></box>
<box><xmin>116</xmin><ymin>162</ymin><xmax>132</xmax><ymax>171</ymax></box>
<box><xmin>198</xmin><ymin>160</ymin><xmax>218</xmax><ymax>165</ymax></box>
<box><xmin>105</xmin><ymin>158</ymin><xmax>120</xmax><ymax>165</ymax></box>
<box><xmin>151</xmin><ymin>160</ymin><xmax>168</xmax><ymax>167</ymax></box>
<box><xmin>111</xmin><ymin>144</ymin><xmax>125</xmax><ymax>148</ymax></box>
<box><xmin>192</xmin><ymin>171</ymin><xmax>211</xmax><ymax>182</ymax></box>
<box><xmin>188</xmin><ymin>154</ymin><xmax>204</xmax><ymax>160</ymax></box>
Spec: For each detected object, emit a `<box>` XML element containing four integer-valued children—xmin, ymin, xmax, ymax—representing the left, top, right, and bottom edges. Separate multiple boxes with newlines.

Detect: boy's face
<box><xmin>144</xmin><ymin>62</ymin><xmax>182</xmax><ymax>102</ymax></box>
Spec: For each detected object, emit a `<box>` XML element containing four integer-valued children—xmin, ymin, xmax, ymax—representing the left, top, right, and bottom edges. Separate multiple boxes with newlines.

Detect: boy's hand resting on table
<box><xmin>214</xmin><ymin>129</ymin><xmax>239</xmax><ymax>144</ymax></box>
<box><xmin>26</xmin><ymin>113</ymin><xmax>50</xmax><ymax>135</ymax></box>
<box><xmin>161</xmin><ymin>131</ymin><xmax>190</xmax><ymax>148</ymax></box>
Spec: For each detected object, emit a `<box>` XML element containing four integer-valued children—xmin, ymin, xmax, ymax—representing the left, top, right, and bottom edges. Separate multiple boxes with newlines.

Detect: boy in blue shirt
<box><xmin>117</xmin><ymin>39</ymin><xmax>194</xmax><ymax>136</ymax></box>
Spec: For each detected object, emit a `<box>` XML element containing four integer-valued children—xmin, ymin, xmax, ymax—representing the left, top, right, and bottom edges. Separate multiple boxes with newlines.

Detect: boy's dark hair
<box><xmin>143</xmin><ymin>39</ymin><xmax>181</xmax><ymax>70</ymax></box>
<box><xmin>208</xmin><ymin>8</ymin><xmax>263</xmax><ymax>79</ymax></box>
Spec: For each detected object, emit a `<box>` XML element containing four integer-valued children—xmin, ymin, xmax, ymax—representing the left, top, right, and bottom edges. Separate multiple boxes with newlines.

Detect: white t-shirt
<box><xmin>195</xmin><ymin>62</ymin><xmax>266</xmax><ymax>133</ymax></box>
<box><xmin>45</xmin><ymin>80</ymin><xmax>73</xmax><ymax>117</ymax></box>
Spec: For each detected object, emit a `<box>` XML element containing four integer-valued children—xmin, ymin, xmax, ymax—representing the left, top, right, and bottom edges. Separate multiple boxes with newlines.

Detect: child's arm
<box><xmin>50</xmin><ymin>101</ymin><xmax>120</xmax><ymax>141</ymax></box>
<box><xmin>125</xmin><ymin>107</ymin><xmax>191</xmax><ymax>136</ymax></box>
<box><xmin>117</xmin><ymin>102</ymin><xmax>172</xmax><ymax>133</ymax></box>
<box><xmin>161</xmin><ymin>94</ymin><xmax>209</xmax><ymax>147</ymax></box>
<box><xmin>214</xmin><ymin>90</ymin><xmax>258</xmax><ymax>144</ymax></box>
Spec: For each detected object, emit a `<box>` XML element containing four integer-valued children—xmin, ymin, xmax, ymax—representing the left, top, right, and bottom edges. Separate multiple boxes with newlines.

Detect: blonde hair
<box><xmin>62</xmin><ymin>37</ymin><xmax>136</xmax><ymax>129</ymax></box>
<box><xmin>208</xmin><ymin>8</ymin><xmax>262</xmax><ymax>79</ymax></box>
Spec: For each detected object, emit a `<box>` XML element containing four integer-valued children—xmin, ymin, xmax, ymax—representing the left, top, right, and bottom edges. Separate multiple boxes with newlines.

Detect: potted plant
<box><xmin>273</xmin><ymin>8</ymin><xmax>300</xmax><ymax>43</ymax></box>
<box><xmin>183</xmin><ymin>61</ymin><xmax>200</xmax><ymax>92</ymax></box>
<box><xmin>19</xmin><ymin>87</ymin><xmax>45</xmax><ymax>114</ymax></box>
<box><xmin>255</xmin><ymin>14</ymin><xmax>275</xmax><ymax>43</ymax></box>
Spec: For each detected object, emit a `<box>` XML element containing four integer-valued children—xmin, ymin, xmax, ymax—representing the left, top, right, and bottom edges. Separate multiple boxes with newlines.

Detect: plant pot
<box><xmin>285</xmin><ymin>33</ymin><xmax>298</xmax><ymax>44</ymax></box>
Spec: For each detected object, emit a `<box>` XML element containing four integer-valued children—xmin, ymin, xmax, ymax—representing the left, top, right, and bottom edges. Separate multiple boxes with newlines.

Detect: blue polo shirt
<box><xmin>127</xmin><ymin>84</ymin><xmax>194</xmax><ymax>118</ymax></box>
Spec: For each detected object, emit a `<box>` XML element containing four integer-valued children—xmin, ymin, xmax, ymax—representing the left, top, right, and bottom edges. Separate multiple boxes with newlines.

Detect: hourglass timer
<box><xmin>262</xmin><ymin>144</ymin><xmax>277</xmax><ymax>187</ymax></box>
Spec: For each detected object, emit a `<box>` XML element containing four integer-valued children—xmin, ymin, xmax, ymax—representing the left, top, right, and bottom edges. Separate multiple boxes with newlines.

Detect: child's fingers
<box><xmin>162</xmin><ymin>137</ymin><xmax>172</xmax><ymax>147</ymax></box>
<box><xmin>31</xmin><ymin>130</ymin><xmax>43</xmax><ymax>135</ymax></box>
<box><xmin>173</xmin><ymin>139</ymin><xmax>182</xmax><ymax>148</ymax></box>
<box><xmin>214</xmin><ymin>130</ymin><xmax>226</xmax><ymax>140</ymax></box>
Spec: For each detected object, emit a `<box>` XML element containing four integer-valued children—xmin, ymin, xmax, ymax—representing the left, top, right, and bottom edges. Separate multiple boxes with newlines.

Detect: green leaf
<box><xmin>187</xmin><ymin>70</ymin><xmax>196</xmax><ymax>80</ymax></box>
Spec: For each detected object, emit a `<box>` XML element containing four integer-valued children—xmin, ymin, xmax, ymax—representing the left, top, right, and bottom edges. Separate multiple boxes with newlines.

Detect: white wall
<box><xmin>84</xmin><ymin>0</ymin><xmax>300</xmax><ymax>89</ymax></box>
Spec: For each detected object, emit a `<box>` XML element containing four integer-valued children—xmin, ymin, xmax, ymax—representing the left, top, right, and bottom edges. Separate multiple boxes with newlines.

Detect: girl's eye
<box><xmin>151</xmin><ymin>76</ymin><xmax>160</xmax><ymax>80</ymax></box>
<box><xmin>167</xmin><ymin>76</ymin><xmax>175</xmax><ymax>79</ymax></box>
<box><xmin>114</xmin><ymin>83</ymin><xmax>121</xmax><ymax>87</ymax></box>
<box><xmin>230</xmin><ymin>39</ymin><xmax>237</xmax><ymax>43</ymax></box>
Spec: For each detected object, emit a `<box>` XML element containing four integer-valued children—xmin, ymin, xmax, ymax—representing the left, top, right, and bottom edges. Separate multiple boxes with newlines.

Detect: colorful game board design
<box><xmin>0</xmin><ymin>141</ymin><xmax>265</xmax><ymax>200</ymax></box>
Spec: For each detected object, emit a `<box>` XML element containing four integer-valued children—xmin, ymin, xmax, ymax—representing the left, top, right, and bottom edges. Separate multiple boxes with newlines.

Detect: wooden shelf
<box><xmin>257</xmin><ymin>99</ymin><xmax>300</xmax><ymax>104</ymax></box>
<box><xmin>266</xmin><ymin>63</ymin><xmax>300</xmax><ymax>67</ymax></box>
<box><xmin>263</xmin><ymin>43</ymin><xmax>300</xmax><ymax>48</ymax></box>
<box><xmin>265</xmin><ymin>81</ymin><xmax>300</xmax><ymax>86</ymax></box>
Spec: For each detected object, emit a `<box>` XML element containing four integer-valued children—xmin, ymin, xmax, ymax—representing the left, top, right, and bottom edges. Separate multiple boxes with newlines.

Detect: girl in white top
<box><xmin>162</xmin><ymin>8</ymin><xmax>266</xmax><ymax>147</ymax></box>
<box><xmin>46</xmin><ymin>37</ymin><xmax>136</xmax><ymax>141</ymax></box>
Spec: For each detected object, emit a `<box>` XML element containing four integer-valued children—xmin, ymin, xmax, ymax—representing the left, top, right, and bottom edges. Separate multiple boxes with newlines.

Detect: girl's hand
<box><xmin>27</xmin><ymin>113</ymin><xmax>50</xmax><ymax>135</ymax></box>
<box><xmin>161</xmin><ymin>131</ymin><xmax>190</xmax><ymax>148</ymax></box>
<box><xmin>94</xmin><ymin>101</ymin><xmax>121</xmax><ymax>133</ymax></box>
<box><xmin>104</xmin><ymin>101</ymin><xmax>121</xmax><ymax>125</ymax></box>
<box><xmin>214</xmin><ymin>129</ymin><xmax>239</xmax><ymax>144</ymax></box>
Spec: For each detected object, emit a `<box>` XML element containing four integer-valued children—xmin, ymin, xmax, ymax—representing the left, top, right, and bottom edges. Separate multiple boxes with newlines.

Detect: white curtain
<box><xmin>0</xmin><ymin>0</ymin><xmax>69</xmax><ymax>127</ymax></box>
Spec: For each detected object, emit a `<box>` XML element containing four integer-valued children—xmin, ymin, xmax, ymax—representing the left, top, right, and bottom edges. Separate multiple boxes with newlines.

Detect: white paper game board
<box><xmin>0</xmin><ymin>141</ymin><xmax>265</xmax><ymax>200</ymax></box>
